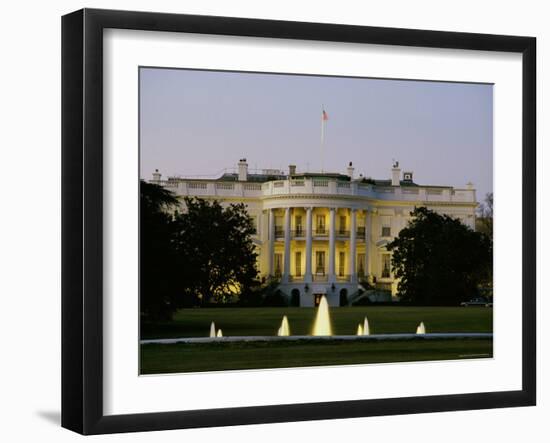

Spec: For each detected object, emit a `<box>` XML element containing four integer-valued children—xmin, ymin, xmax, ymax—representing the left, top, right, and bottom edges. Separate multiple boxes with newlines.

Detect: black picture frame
<box><xmin>62</xmin><ymin>8</ymin><xmax>536</xmax><ymax>435</ymax></box>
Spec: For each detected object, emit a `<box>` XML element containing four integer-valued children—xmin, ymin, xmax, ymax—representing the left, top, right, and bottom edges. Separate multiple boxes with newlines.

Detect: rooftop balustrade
<box><xmin>155</xmin><ymin>177</ymin><xmax>476</xmax><ymax>203</ymax></box>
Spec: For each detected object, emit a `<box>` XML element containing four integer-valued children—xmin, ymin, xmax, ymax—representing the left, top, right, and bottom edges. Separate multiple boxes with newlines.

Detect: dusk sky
<box><xmin>140</xmin><ymin>68</ymin><xmax>493</xmax><ymax>199</ymax></box>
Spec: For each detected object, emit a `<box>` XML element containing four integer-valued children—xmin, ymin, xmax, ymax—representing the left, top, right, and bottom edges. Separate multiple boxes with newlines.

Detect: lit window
<box><xmin>295</xmin><ymin>251</ymin><xmax>302</xmax><ymax>276</ymax></box>
<box><xmin>295</xmin><ymin>215</ymin><xmax>303</xmax><ymax>236</ymax></box>
<box><xmin>339</xmin><ymin>251</ymin><xmax>346</xmax><ymax>276</ymax></box>
<box><xmin>339</xmin><ymin>216</ymin><xmax>347</xmax><ymax>234</ymax></box>
<box><xmin>315</xmin><ymin>251</ymin><xmax>325</xmax><ymax>275</ymax></box>
<box><xmin>381</xmin><ymin>254</ymin><xmax>391</xmax><ymax>278</ymax></box>
<box><xmin>316</xmin><ymin>215</ymin><xmax>326</xmax><ymax>234</ymax></box>
<box><xmin>274</xmin><ymin>254</ymin><xmax>282</xmax><ymax>277</ymax></box>
<box><xmin>358</xmin><ymin>254</ymin><xmax>365</xmax><ymax>277</ymax></box>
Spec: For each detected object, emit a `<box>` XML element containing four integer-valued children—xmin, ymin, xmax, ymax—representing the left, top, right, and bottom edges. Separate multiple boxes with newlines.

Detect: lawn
<box><xmin>140</xmin><ymin>306</ymin><xmax>492</xmax><ymax>374</ymax></box>
<box><xmin>141</xmin><ymin>306</ymin><xmax>493</xmax><ymax>339</ymax></box>
<box><xmin>141</xmin><ymin>339</ymin><xmax>493</xmax><ymax>374</ymax></box>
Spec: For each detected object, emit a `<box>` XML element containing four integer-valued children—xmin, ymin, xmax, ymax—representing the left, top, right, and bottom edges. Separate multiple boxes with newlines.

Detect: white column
<box><xmin>305</xmin><ymin>207</ymin><xmax>313</xmax><ymax>282</ymax></box>
<box><xmin>268</xmin><ymin>209</ymin><xmax>275</xmax><ymax>276</ymax></box>
<box><xmin>328</xmin><ymin>207</ymin><xmax>336</xmax><ymax>282</ymax></box>
<box><xmin>283</xmin><ymin>207</ymin><xmax>291</xmax><ymax>283</ymax></box>
<box><xmin>365</xmin><ymin>209</ymin><xmax>372</xmax><ymax>277</ymax></box>
<box><xmin>350</xmin><ymin>208</ymin><xmax>357</xmax><ymax>283</ymax></box>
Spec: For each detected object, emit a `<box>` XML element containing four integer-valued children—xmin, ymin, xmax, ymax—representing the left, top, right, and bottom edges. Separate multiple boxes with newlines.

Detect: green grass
<box><xmin>140</xmin><ymin>339</ymin><xmax>493</xmax><ymax>374</ymax></box>
<box><xmin>140</xmin><ymin>306</ymin><xmax>493</xmax><ymax>374</ymax></box>
<box><xmin>141</xmin><ymin>306</ymin><xmax>493</xmax><ymax>339</ymax></box>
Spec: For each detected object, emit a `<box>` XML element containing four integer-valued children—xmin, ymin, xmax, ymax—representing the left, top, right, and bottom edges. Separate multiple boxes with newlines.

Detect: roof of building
<box><xmin>217</xmin><ymin>172</ymin><xmax>287</xmax><ymax>183</ymax></box>
<box><xmin>163</xmin><ymin>162</ymin><xmax>458</xmax><ymax>190</ymax></box>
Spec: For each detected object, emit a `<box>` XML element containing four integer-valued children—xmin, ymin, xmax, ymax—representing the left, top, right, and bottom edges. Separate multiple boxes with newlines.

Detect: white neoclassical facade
<box><xmin>151</xmin><ymin>160</ymin><xmax>477</xmax><ymax>307</ymax></box>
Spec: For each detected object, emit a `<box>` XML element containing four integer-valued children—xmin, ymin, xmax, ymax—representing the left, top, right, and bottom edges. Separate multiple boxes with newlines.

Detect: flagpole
<box><xmin>320</xmin><ymin>105</ymin><xmax>325</xmax><ymax>172</ymax></box>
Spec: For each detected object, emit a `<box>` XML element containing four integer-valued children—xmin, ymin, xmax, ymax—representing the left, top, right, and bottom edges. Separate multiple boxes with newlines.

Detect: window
<box><xmin>295</xmin><ymin>215</ymin><xmax>303</xmax><ymax>236</ymax></box>
<box><xmin>295</xmin><ymin>251</ymin><xmax>302</xmax><ymax>276</ymax></box>
<box><xmin>339</xmin><ymin>251</ymin><xmax>346</xmax><ymax>276</ymax></box>
<box><xmin>381</xmin><ymin>215</ymin><xmax>391</xmax><ymax>237</ymax></box>
<box><xmin>274</xmin><ymin>215</ymin><xmax>283</xmax><ymax>237</ymax></box>
<box><xmin>381</xmin><ymin>254</ymin><xmax>391</xmax><ymax>278</ymax></box>
<box><xmin>274</xmin><ymin>253</ymin><xmax>282</xmax><ymax>277</ymax></box>
<box><xmin>339</xmin><ymin>215</ymin><xmax>347</xmax><ymax>234</ymax></box>
<box><xmin>316</xmin><ymin>215</ymin><xmax>326</xmax><ymax>234</ymax></box>
<box><xmin>358</xmin><ymin>253</ymin><xmax>365</xmax><ymax>277</ymax></box>
<box><xmin>315</xmin><ymin>251</ymin><xmax>325</xmax><ymax>275</ymax></box>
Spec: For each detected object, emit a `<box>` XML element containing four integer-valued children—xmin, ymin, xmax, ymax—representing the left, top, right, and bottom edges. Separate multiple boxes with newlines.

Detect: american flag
<box><xmin>322</xmin><ymin>109</ymin><xmax>329</xmax><ymax>121</ymax></box>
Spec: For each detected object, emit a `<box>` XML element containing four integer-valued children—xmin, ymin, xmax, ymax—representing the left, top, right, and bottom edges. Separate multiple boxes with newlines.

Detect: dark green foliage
<box><xmin>238</xmin><ymin>277</ymin><xmax>286</xmax><ymax>307</ymax></box>
<box><xmin>140</xmin><ymin>182</ymin><xmax>259</xmax><ymax>319</ymax></box>
<box><xmin>140</xmin><ymin>181</ymin><xmax>181</xmax><ymax>320</ymax></box>
<box><xmin>173</xmin><ymin>197</ymin><xmax>258</xmax><ymax>305</ymax></box>
<box><xmin>387</xmin><ymin>207</ymin><xmax>492</xmax><ymax>305</ymax></box>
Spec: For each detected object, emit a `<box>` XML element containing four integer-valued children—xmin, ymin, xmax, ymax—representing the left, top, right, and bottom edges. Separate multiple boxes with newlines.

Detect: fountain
<box><xmin>356</xmin><ymin>324</ymin><xmax>363</xmax><ymax>336</ymax></box>
<box><xmin>209</xmin><ymin>322</ymin><xmax>216</xmax><ymax>338</ymax></box>
<box><xmin>312</xmin><ymin>295</ymin><xmax>333</xmax><ymax>336</ymax></box>
<box><xmin>217</xmin><ymin>329</ymin><xmax>223</xmax><ymax>337</ymax></box>
<box><xmin>277</xmin><ymin>315</ymin><xmax>290</xmax><ymax>336</ymax></box>
<box><xmin>416</xmin><ymin>322</ymin><xmax>426</xmax><ymax>334</ymax></box>
<box><xmin>363</xmin><ymin>316</ymin><xmax>370</xmax><ymax>336</ymax></box>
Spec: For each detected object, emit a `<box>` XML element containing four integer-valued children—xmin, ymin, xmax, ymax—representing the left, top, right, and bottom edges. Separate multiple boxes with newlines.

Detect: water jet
<box><xmin>209</xmin><ymin>322</ymin><xmax>216</xmax><ymax>338</ymax></box>
<box><xmin>312</xmin><ymin>295</ymin><xmax>333</xmax><ymax>336</ymax></box>
<box><xmin>363</xmin><ymin>316</ymin><xmax>370</xmax><ymax>336</ymax></box>
<box><xmin>277</xmin><ymin>315</ymin><xmax>290</xmax><ymax>336</ymax></box>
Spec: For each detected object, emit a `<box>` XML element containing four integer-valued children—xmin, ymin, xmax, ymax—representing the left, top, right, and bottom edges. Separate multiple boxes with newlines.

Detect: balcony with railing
<box><xmin>314</xmin><ymin>228</ymin><xmax>328</xmax><ymax>237</ymax></box>
<box><xmin>336</xmin><ymin>229</ymin><xmax>350</xmax><ymax>238</ymax></box>
<box><xmin>292</xmin><ymin>228</ymin><xmax>305</xmax><ymax>238</ymax></box>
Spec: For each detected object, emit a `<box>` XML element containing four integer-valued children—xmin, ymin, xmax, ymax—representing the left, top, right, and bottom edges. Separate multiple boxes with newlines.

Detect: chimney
<box><xmin>403</xmin><ymin>171</ymin><xmax>413</xmax><ymax>183</ymax></box>
<box><xmin>391</xmin><ymin>160</ymin><xmax>401</xmax><ymax>186</ymax></box>
<box><xmin>288</xmin><ymin>164</ymin><xmax>296</xmax><ymax>176</ymax></box>
<box><xmin>347</xmin><ymin>161</ymin><xmax>354</xmax><ymax>178</ymax></box>
<box><xmin>152</xmin><ymin>169</ymin><xmax>161</xmax><ymax>183</ymax></box>
<box><xmin>238</xmin><ymin>158</ymin><xmax>248</xmax><ymax>181</ymax></box>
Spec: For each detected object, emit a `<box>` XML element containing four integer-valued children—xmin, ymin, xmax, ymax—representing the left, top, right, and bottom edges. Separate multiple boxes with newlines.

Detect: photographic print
<box><xmin>139</xmin><ymin>67</ymin><xmax>494</xmax><ymax>375</ymax></box>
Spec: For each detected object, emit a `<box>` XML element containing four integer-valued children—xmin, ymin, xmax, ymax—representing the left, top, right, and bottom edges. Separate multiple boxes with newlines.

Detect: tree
<box><xmin>172</xmin><ymin>197</ymin><xmax>259</xmax><ymax>305</ymax></box>
<box><xmin>387</xmin><ymin>207</ymin><xmax>492</xmax><ymax>305</ymax></box>
<box><xmin>140</xmin><ymin>180</ymin><xmax>182</xmax><ymax>320</ymax></box>
<box><xmin>476</xmin><ymin>192</ymin><xmax>493</xmax><ymax>241</ymax></box>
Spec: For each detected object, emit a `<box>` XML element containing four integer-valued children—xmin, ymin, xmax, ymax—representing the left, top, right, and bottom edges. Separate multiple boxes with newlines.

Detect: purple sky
<box><xmin>140</xmin><ymin>67</ymin><xmax>493</xmax><ymax>199</ymax></box>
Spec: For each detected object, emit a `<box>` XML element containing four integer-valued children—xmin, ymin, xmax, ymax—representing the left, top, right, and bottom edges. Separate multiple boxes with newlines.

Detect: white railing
<box><xmin>187</xmin><ymin>182</ymin><xmax>207</xmax><ymax>189</ymax></box>
<box><xmin>215</xmin><ymin>183</ymin><xmax>234</xmax><ymax>190</ymax></box>
<box><xmin>243</xmin><ymin>183</ymin><xmax>262</xmax><ymax>190</ymax></box>
<box><xmin>313</xmin><ymin>180</ymin><xmax>328</xmax><ymax>187</ymax></box>
<box><xmin>156</xmin><ymin>177</ymin><xmax>475</xmax><ymax>203</ymax></box>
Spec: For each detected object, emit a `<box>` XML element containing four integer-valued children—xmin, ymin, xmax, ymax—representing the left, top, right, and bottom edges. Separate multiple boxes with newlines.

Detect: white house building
<box><xmin>150</xmin><ymin>160</ymin><xmax>477</xmax><ymax>307</ymax></box>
